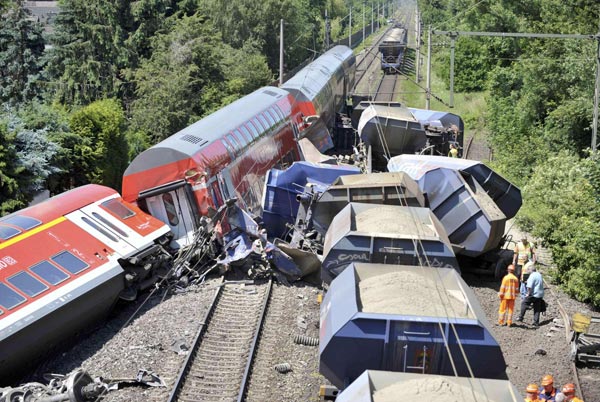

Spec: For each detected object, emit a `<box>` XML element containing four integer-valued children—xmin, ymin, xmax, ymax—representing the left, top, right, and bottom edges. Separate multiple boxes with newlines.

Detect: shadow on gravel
<box><xmin>21</xmin><ymin>291</ymin><xmax>165</xmax><ymax>384</ymax></box>
<box><xmin>462</xmin><ymin>273</ymin><xmax>501</xmax><ymax>291</ymax></box>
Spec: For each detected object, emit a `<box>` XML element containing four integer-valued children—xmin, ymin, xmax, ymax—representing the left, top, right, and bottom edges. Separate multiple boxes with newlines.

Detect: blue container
<box><xmin>319</xmin><ymin>263</ymin><xmax>507</xmax><ymax>389</ymax></box>
<box><xmin>321</xmin><ymin>203</ymin><xmax>458</xmax><ymax>285</ymax></box>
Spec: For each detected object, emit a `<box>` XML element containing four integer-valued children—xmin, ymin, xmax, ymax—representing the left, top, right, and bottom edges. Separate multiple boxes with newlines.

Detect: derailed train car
<box><xmin>122</xmin><ymin>46</ymin><xmax>356</xmax><ymax>248</ymax></box>
<box><xmin>319</xmin><ymin>263</ymin><xmax>508</xmax><ymax>390</ymax></box>
<box><xmin>321</xmin><ymin>203</ymin><xmax>459</xmax><ymax>285</ymax></box>
<box><xmin>0</xmin><ymin>185</ymin><xmax>172</xmax><ymax>384</ymax></box>
<box><xmin>357</xmin><ymin>103</ymin><xmax>464</xmax><ymax>171</ymax></box>
<box><xmin>257</xmin><ymin>154</ymin><xmax>523</xmax><ymax>397</ymax></box>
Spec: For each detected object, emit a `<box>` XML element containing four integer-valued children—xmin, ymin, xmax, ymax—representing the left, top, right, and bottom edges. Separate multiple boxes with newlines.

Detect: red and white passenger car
<box><xmin>0</xmin><ymin>185</ymin><xmax>171</xmax><ymax>384</ymax></box>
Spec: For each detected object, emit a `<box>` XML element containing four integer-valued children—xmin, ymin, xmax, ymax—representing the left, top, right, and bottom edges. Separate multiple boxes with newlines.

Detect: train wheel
<box><xmin>495</xmin><ymin>258</ymin><xmax>508</xmax><ymax>281</ymax></box>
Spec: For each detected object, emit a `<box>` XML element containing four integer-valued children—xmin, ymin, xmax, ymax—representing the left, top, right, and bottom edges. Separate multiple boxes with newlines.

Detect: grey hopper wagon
<box><xmin>319</xmin><ymin>264</ymin><xmax>508</xmax><ymax>390</ymax></box>
<box><xmin>311</xmin><ymin>172</ymin><xmax>426</xmax><ymax>236</ymax></box>
<box><xmin>335</xmin><ymin>371</ymin><xmax>521</xmax><ymax>402</ymax></box>
<box><xmin>321</xmin><ymin>203</ymin><xmax>458</xmax><ymax>285</ymax></box>
<box><xmin>388</xmin><ymin>155</ymin><xmax>522</xmax><ymax>268</ymax></box>
<box><xmin>358</xmin><ymin>105</ymin><xmax>464</xmax><ymax>171</ymax></box>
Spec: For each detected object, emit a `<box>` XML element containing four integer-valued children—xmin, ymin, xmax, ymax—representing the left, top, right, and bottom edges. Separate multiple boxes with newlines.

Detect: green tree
<box><xmin>197</xmin><ymin>0</ymin><xmax>315</xmax><ymax>71</ymax></box>
<box><xmin>129</xmin><ymin>13</ymin><xmax>224</xmax><ymax>143</ymax></box>
<box><xmin>519</xmin><ymin>152</ymin><xmax>600</xmax><ymax>306</ymax></box>
<box><xmin>69</xmin><ymin>99</ymin><xmax>129</xmax><ymax>190</ymax></box>
<box><xmin>46</xmin><ymin>0</ymin><xmax>130</xmax><ymax>104</ymax></box>
<box><xmin>0</xmin><ymin>0</ymin><xmax>45</xmax><ymax>104</ymax></box>
<box><xmin>0</xmin><ymin>121</ymin><xmax>25</xmax><ymax>215</ymax></box>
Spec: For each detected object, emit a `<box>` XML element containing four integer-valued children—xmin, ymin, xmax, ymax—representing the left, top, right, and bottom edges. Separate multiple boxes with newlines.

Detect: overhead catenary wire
<box><xmin>360</xmin><ymin>22</ymin><xmax>495</xmax><ymax>400</ymax></box>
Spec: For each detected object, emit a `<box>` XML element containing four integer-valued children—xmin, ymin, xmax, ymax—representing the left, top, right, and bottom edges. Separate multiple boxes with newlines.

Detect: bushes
<box><xmin>519</xmin><ymin>152</ymin><xmax>600</xmax><ymax>307</ymax></box>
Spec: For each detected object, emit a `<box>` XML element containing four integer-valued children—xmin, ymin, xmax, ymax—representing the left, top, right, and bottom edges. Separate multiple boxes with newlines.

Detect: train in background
<box><xmin>122</xmin><ymin>45</ymin><xmax>356</xmax><ymax>248</ymax></box>
<box><xmin>379</xmin><ymin>25</ymin><xmax>407</xmax><ymax>74</ymax></box>
<box><xmin>0</xmin><ymin>185</ymin><xmax>173</xmax><ymax>384</ymax></box>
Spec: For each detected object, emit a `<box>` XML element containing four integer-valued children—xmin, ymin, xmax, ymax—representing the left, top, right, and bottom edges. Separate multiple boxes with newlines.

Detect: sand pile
<box><xmin>373</xmin><ymin>376</ymin><xmax>487</xmax><ymax>402</ymax></box>
<box><xmin>359</xmin><ymin>271</ymin><xmax>472</xmax><ymax>318</ymax></box>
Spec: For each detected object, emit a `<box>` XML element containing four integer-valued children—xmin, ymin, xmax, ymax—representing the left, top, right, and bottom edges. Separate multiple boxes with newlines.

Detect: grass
<box><xmin>395</xmin><ymin>53</ymin><xmax>490</xmax><ymax>151</ymax></box>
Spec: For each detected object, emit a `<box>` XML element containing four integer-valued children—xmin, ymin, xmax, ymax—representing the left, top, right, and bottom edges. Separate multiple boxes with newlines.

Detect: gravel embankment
<box><xmin>17</xmin><ymin>225</ymin><xmax>599</xmax><ymax>402</ymax></box>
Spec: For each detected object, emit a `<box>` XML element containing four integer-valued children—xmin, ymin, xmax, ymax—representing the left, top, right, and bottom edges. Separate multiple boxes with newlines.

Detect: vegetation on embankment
<box><xmin>419</xmin><ymin>0</ymin><xmax>600</xmax><ymax>307</ymax></box>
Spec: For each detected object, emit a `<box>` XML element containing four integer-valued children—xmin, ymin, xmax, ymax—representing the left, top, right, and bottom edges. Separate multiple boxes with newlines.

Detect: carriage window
<box><xmin>1</xmin><ymin>215</ymin><xmax>41</xmax><ymax>231</ymax></box>
<box><xmin>226</xmin><ymin>134</ymin><xmax>241</xmax><ymax>153</ymax></box>
<box><xmin>30</xmin><ymin>261</ymin><xmax>69</xmax><ymax>285</ymax></box>
<box><xmin>0</xmin><ymin>282</ymin><xmax>26</xmax><ymax>310</ymax></box>
<box><xmin>252</xmin><ymin>117</ymin><xmax>266</xmax><ymax>132</ymax></box>
<box><xmin>233</xmin><ymin>129</ymin><xmax>249</xmax><ymax>147</ymax></box>
<box><xmin>82</xmin><ymin>216</ymin><xmax>119</xmax><ymax>242</ymax></box>
<box><xmin>101</xmin><ymin>199</ymin><xmax>135</xmax><ymax>219</ymax></box>
<box><xmin>51</xmin><ymin>251</ymin><xmax>89</xmax><ymax>275</ymax></box>
<box><xmin>258</xmin><ymin>115</ymin><xmax>271</xmax><ymax>130</ymax></box>
<box><xmin>221</xmin><ymin>138</ymin><xmax>235</xmax><ymax>158</ymax></box>
<box><xmin>263</xmin><ymin>111</ymin><xmax>275</xmax><ymax>127</ymax></box>
<box><xmin>162</xmin><ymin>193</ymin><xmax>179</xmax><ymax>226</ymax></box>
<box><xmin>92</xmin><ymin>212</ymin><xmax>128</xmax><ymax>237</ymax></box>
<box><xmin>8</xmin><ymin>271</ymin><xmax>49</xmax><ymax>298</ymax></box>
<box><xmin>0</xmin><ymin>225</ymin><xmax>21</xmax><ymax>240</ymax></box>
<box><xmin>247</xmin><ymin>121</ymin><xmax>259</xmax><ymax>139</ymax></box>
<box><xmin>275</xmin><ymin>104</ymin><xmax>288</xmax><ymax>119</ymax></box>
<box><xmin>239</xmin><ymin>126</ymin><xmax>253</xmax><ymax>143</ymax></box>
<box><xmin>267</xmin><ymin>109</ymin><xmax>280</xmax><ymax>124</ymax></box>
<box><xmin>273</xmin><ymin>105</ymin><xmax>286</xmax><ymax>121</ymax></box>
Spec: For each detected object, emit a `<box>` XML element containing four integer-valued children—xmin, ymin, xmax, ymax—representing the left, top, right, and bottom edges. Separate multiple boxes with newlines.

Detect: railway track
<box><xmin>167</xmin><ymin>279</ymin><xmax>272</xmax><ymax>402</ymax></box>
<box><xmin>374</xmin><ymin>73</ymin><xmax>399</xmax><ymax>102</ymax></box>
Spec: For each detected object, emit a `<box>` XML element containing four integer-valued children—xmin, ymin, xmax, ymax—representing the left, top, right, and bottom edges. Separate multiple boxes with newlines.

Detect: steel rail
<box><xmin>167</xmin><ymin>276</ymin><xmax>224</xmax><ymax>402</ymax></box>
<box><xmin>167</xmin><ymin>278</ymin><xmax>272</xmax><ymax>402</ymax></box>
<box><xmin>237</xmin><ymin>279</ymin><xmax>273</xmax><ymax>402</ymax></box>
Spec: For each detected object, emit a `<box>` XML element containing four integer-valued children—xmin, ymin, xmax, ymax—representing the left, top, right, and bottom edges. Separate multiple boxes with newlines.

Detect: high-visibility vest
<box><xmin>515</xmin><ymin>241</ymin><xmax>532</xmax><ymax>265</ymax></box>
<box><xmin>448</xmin><ymin>148</ymin><xmax>458</xmax><ymax>158</ymax></box>
<box><xmin>499</xmin><ymin>273</ymin><xmax>519</xmax><ymax>300</ymax></box>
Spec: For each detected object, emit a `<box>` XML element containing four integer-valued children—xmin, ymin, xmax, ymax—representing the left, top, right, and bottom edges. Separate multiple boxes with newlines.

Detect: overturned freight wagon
<box><xmin>310</xmin><ymin>172</ymin><xmax>426</xmax><ymax>236</ymax></box>
<box><xmin>319</xmin><ymin>263</ymin><xmax>508</xmax><ymax>390</ymax></box>
<box><xmin>387</xmin><ymin>155</ymin><xmax>521</xmax><ymax>275</ymax></box>
<box><xmin>321</xmin><ymin>203</ymin><xmax>458</xmax><ymax>284</ymax></box>
<box><xmin>262</xmin><ymin>161</ymin><xmax>361</xmax><ymax>239</ymax></box>
<box><xmin>335</xmin><ymin>371</ymin><xmax>521</xmax><ymax>402</ymax></box>
<box><xmin>358</xmin><ymin>105</ymin><xmax>464</xmax><ymax>171</ymax></box>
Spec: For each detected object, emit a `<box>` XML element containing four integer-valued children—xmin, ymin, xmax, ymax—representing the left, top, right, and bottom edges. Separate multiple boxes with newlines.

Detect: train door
<box><xmin>387</xmin><ymin>321</ymin><xmax>445</xmax><ymax>375</ymax></box>
<box><xmin>77</xmin><ymin>200</ymin><xmax>165</xmax><ymax>251</ymax></box>
<box><xmin>143</xmin><ymin>187</ymin><xmax>196</xmax><ymax>247</ymax></box>
<box><xmin>66</xmin><ymin>210</ymin><xmax>137</xmax><ymax>257</ymax></box>
<box><xmin>217</xmin><ymin>170</ymin><xmax>234</xmax><ymax>202</ymax></box>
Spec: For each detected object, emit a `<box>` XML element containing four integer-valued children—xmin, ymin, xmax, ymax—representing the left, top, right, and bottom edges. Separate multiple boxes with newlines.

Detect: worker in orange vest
<box><xmin>558</xmin><ymin>383</ymin><xmax>584</xmax><ymax>402</ymax></box>
<box><xmin>525</xmin><ymin>383</ymin><xmax>540</xmax><ymax>401</ymax></box>
<box><xmin>498</xmin><ymin>264</ymin><xmax>519</xmax><ymax>326</ymax></box>
<box><xmin>539</xmin><ymin>374</ymin><xmax>558</xmax><ymax>401</ymax></box>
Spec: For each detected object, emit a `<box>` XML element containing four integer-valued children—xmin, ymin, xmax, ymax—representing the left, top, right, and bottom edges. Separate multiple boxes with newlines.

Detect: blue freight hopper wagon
<box><xmin>335</xmin><ymin>371</ymin><xmax>521</xmax><ymax>401</ymax></box>
<box><xmin>319</xmin><ymin>263</ymin><xmax>508</xmax><ymax>389</ymax></box>
<box><xmin>310</xmin><ymin>172</ymin><xmax>426</xmax><ymax>237</ymax></box>
<box><xmin>321</xmin><ymin>203</ymin><xmax>458</xmax><ymax>284</ymax></box>
<box><xmin>261</xmin><ymin>161</ymin><xmax>360</xmax><ymax>239</ymax></box>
